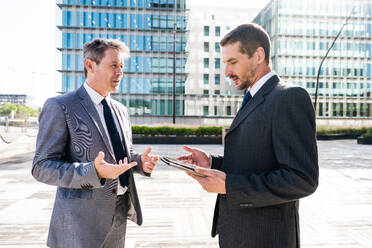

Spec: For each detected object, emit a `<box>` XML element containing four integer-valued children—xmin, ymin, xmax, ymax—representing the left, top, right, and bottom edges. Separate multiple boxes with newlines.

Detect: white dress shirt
<box><xmin>84</xmin><ymin>83</ymin><xmax>127</xmax><ymax>195</ymax></box>
<box><xmin>249</xmin><ymin>71</ymin><xmax>275</xmax><ymax>97</ymax></box>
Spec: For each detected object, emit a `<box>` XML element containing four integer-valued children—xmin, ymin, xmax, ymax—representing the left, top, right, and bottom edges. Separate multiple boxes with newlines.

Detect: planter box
<box><xmin>133</xmin><ymin>135</ymin><xmax>222</xmax><ymax>144</ymax></box>
<box><xmin>357</xmin><ymin>136</ymin><xmax>372</xmax><ymax>145</ymax></box>
<box><xmin>317</xmin><ymin>134</ymin><xmax>359</xmax><ymax>140</ymax></box>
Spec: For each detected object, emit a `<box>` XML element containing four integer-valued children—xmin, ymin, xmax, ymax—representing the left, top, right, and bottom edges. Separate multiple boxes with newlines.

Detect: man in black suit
<box><xmin>179</xmin><ymin>23</ymin><xmax>318</xmax><ymax>248</ymax></box>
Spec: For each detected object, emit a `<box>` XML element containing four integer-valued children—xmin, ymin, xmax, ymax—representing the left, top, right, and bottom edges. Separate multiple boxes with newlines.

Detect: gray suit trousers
<box><xmin>100</xmin><ymin>193</ymin><xmax>130</xmax><ymax>248</ymax></box>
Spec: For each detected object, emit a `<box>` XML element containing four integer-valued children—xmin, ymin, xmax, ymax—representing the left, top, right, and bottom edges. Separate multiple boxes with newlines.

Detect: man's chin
<box><xmin>235</xmin><ymin>84</ymin><xmax>246</xmax><ymax>91</ymax></box>
<box><xmin>108</xmin><ymin>87</ymin><xmax>119</xmax><ymax>94</ymax></box>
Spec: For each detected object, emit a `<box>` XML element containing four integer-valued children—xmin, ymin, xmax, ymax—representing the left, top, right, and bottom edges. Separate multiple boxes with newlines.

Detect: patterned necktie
<box><xmin>240</xmin><ymin>91</ymin><xmax>252</xmax><ymax>111</ymax></box>
<box><xmin>101</xmin><ymin>98</ymin><xmax>129</xmax><ymax>187</ymax></box>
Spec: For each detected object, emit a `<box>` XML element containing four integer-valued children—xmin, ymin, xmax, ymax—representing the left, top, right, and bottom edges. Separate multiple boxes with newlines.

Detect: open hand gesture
<box><xmin>141</xmin><ymin>147</ymin><xmax>159</xmax><ymax>173</ymax></box>
<box><xmin>94</xmin><ymin>152</ymin><xmax>137</xmax><ymax>179</ymax></box>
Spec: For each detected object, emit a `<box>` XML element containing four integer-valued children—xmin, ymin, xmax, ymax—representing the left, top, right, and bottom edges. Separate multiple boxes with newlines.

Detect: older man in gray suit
<box><xmin>179</xmin><ymin>24</ymin><xmax>319</xmax><ymax>247</ymax></box>
<box><xmin>32</xmin><ymin>38</ymin><xmax>158</xmax><ymax>248</ymax></box>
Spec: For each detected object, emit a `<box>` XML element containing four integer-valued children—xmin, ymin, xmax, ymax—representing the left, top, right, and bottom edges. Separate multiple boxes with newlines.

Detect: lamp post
<box><xmin>172</xmin><ymin>19</ymin><xmax>176</xmax><ymax>124</ymax></box>
<box><xmin>314</xmin><ymin>7</ymin><xmax>356</xmax><ymax>111</ymax></box>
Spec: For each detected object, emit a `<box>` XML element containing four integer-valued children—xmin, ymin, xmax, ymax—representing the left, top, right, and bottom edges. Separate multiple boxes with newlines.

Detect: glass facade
<box><xmin>57</xmin><ymin>0</ymin><xmax>187</xmax><ymax>116</ymax></box>
<box><xmin>253</xmin><ymin>0</ymin><xmax>372</xmax><ymax>118</ymax></box>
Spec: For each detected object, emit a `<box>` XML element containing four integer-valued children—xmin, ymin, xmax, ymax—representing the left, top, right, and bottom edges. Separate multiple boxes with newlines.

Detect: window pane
<box><xmin>204</xmin><ymin>58</ymin><xmax>209</xmax><ymax>68</ymax></box>
<box><xmin>204</xmin><ymin>26</ymin><xmax>209</xmax><ymax>36</ymax></box>
<box><xmin>215</xmin><ymin>58</ymin><xmax>220</xmax><ymax>69</ymax></box>
<box><xmin>204</xmin><ymin>42</ymin><xmax>209</xmax><ymax>52</ymax></box>
<box><xmin>203</xmin><ymin>74</ymin><xmax>209</xmax><ymax>84</ymax></box>
<box><xmin>203</xmin><ymin>106</ymin><xmax>209</xmax><ymax>116</ymax></box>
<box><xmin>215</xmin><ymin>74</ymin><xmax>220</xmax><ymax>84</ymax></box>
<box><xmin>215</xmin><ymin>26</ymin><xmax>220</xmax><ymax>36</ymax></box>
<box><xmin>215</xmin><ymin>42</ymin><xmax>220</xmax><ymax>52</ymax></box>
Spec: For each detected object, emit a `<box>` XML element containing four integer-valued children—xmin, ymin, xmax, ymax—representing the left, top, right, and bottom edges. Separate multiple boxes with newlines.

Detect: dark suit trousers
<box><xmin>217</xmin><ymin>195</ymin><xmax>298</xmax><ymax>248</ymax></box>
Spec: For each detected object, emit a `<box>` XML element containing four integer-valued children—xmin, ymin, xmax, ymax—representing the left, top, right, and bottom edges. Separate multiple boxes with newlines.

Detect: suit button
<box><xmin>112</xmin><ymin>188</ymin><xmax>117</xmax><ymax>194</ymax></box>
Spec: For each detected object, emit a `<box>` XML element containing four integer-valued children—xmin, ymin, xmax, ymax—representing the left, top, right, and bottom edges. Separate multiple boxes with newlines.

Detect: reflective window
<box><xmin>137</xmin><ymin>14</ymin><xmax>144</xmax><ymax>29</ymax></box>
<box><xmin>204</xmin><ymin>58</ymin><xmax>209</xmax><ymax>68</ymax></box>
<box><xmin>62</xmin><ymin>75</ymin><xmax>75</xmax><ymax>92</ymax></box>
<box><xmin>62</xmin><ymin>11</ymin><xmax>75</xmax><ymax>26</ymax></box>
<box><xmin>203</xmin><ymin>106</ymin><xmax>209</xmax><ymax>116</ymax></box>
<box><xmin>62</xmin><ymin>54</ymin><xmax>75</xmax><ymax>70</ymax></box>
<box><xmin>215</xmin><ymin>42</ymin><xmax>220</xmax><ymax>53</ymax></box>
<box><xmin>215</xmin><ymin>26</ymin><xmax>220</xmax><ymax>36</ymax></box>
<box><xmin>130</xmin><ymin>14</ymin><xmax>137</xmax><ymax>28</ymax></box>
<box><xmin>203</xmin><ymin>74</ymin><xmax>209</xmax><ymax>84</ymax></box>
<box><xmin>215</xmin><ymin>58</ymin><xmax>220</xmax><ymax>69</ymax></box>
<box><xmin>204</xmin><ymin>26</ymin><xmax>209</xmax><ymax>36</ymax></box>
<box><xmin>204</xmin><ymin>42</ymin><xmax>209</xmax><ymax>52</ymax></box>
<box><xmin>215</xmin><ymin>74</ymin><xmax>220</xmax><ymax>85</ymax></box>
<box><xmin>145</xmin><ymin>14</ymin><xmax>151</xmax><ymax>29</ymax></box>
<box><xmin>226</xmin><ymin>106</ymin><xmax>231</xmax><ymax>115</ymax></box>
<box><xmin>62</xmin><ymin>33</ymin><xmax>75</xmax><ymax>48</ymax></box>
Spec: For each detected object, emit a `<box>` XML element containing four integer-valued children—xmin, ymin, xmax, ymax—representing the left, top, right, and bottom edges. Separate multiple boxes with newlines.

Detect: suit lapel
<box><xmin>226</xmin><ymin>75</ymin><xmax>279</xmax><ymax>136</ymax></box>
<box><xmin>77</xmin><ymin>87</ymin><xmax>116</xmax><ymax>161</ymax></box>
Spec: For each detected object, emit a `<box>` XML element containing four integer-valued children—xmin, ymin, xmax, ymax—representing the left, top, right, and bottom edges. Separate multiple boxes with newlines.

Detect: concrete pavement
<box><xmin>0</xmin><ymin>136</ymin><xmax>372</xmax><ymax>247</ymax></box>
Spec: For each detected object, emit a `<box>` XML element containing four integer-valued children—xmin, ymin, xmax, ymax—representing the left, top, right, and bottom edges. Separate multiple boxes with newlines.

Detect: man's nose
<box><xmin>224</xmin><ymin>65</ymin><xmax>231</xmax><ymax>77</ymax></box>
<box><xmin>116</xmin><ymin>67</ymin><xmax>123</xmax><ymax>76</ymax></box>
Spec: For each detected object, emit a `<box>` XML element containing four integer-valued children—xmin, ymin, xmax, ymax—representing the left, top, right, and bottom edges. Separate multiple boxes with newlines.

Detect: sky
<box><xmin>0</xmin><ymin>0</ymin><xmax>270</xmax><ymax>108</ymax></box>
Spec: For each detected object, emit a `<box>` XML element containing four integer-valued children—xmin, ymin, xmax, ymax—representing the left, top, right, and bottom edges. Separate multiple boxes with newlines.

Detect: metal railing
<box><xmin>0</xmin><ymin>117</ymin><xmax>38</xmax><ymax>144</ymax></box>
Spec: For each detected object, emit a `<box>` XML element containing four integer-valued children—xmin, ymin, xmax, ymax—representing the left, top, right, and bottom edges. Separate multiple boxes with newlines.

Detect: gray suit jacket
<box><xmin>211</xmin><ymin>75</ymin><xmax>318</xmax><ymax>248</ymax></box>
<box><xmin>32</xmin><ymin>86</ymin><xmax>149</xmax><ymax>248</ymax></box>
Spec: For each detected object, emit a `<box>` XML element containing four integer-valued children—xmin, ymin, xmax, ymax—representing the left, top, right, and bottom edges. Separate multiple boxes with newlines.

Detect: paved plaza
<box><xmin>0</xmin><ymin>136</ymin><xmax>371</xmax><ymax>247</ymax></box>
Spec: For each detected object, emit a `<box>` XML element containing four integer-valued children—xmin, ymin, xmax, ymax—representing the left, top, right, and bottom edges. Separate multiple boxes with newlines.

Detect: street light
<box><xmin>314</xmin><ymin>7</ymin><xmax>356</xmax><ymax>111</ymax></box>
<box><xmin>172</xmin><ymin>17</ymin><xmax>176</xmax><ymax>124</ymax></box>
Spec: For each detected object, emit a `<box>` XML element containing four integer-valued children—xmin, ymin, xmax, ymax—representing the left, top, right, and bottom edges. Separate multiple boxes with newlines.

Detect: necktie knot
<box><xmin>240</xmin><ymin>91</ymin><xmax>252</xmax><ymax>110</ymax></box>
<box><xmin>101</xmin><ymin>98</ymin><xmax>109</xmax><ymax>107</ymax></box>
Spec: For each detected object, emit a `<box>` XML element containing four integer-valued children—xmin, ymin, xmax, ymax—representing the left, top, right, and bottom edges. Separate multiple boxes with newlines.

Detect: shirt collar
<box><xmin>83</xmin><ymin>83</ymin><xmax>111</xmax><ymax>105</ymax></box>
<box><xmin>249</xmin><ymin>71</ymin><xmax>275</xmax><ymax>97</ymax></box>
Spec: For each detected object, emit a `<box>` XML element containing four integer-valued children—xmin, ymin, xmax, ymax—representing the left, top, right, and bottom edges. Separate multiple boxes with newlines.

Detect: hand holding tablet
<box><xmin>160</xmin><ymin>156</ymin><xmax>207</xmax><ymax>178</ymax></box>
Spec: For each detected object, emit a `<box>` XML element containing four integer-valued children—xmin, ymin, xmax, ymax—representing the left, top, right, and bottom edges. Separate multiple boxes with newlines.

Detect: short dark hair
<box><xmin>220</xmin><ymin>23</ymin><xmax>271</xmax><ymax>65</ymax></box>
<box><xmin>83</xmin><ymin>38</ymin><xmax>130</xmax><ymax>77</ymax></box>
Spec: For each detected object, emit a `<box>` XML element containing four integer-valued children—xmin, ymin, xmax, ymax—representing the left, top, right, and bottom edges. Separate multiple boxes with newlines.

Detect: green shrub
<box><xmin>132</xmin><ymin>126</ymin><xmax>372</xmax><ymax>137</ymax></box>
<box><xmin>131</xmin><ymin>126</ymin><xmax>223</xmax><ymax>136</ymax></box>
<box><xmin>316</xmin><ymin>127</ymin><xmax>366</xmax><ymax>135</ymax></box>
<box><xmin>362</xmin><ymin>128</ymin><xmax>372</xmax><ymax>138</ymax></box>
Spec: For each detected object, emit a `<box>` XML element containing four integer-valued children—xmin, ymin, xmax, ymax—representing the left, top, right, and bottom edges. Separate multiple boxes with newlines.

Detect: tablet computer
<box><xmin>160</xmin><ymin>156</ymin><xmax>207</xmax><ymax>177</ymax></box>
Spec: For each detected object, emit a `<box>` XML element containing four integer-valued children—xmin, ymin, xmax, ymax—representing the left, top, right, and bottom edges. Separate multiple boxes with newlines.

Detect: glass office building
<box><xmin>185</xmin><ymin>5</ymin><xmax>258</xmax><ymax>118</ymax></box>
<box><xmin>253</xmin><ymin>0</ymin><xmax>372</xmax><ymax>118</ymax></box>
<box><xmin>57</xmin><ymin>0</ymin><xmax>187</xmax><ymax>116</ymax></box>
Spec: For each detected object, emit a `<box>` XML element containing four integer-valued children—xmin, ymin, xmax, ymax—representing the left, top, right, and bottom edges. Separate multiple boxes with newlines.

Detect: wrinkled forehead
<box><xmin>102</xmin><ymin>48</ymin><xmax>126</xmax><ymax>63</ymax></box>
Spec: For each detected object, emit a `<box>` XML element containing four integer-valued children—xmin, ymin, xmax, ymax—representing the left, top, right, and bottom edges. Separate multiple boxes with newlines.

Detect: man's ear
<box><xmin>85</xmin><ymin>59</ymin><xmax>95</xmax><ymax>75</ymax></box>
<box><xmin>255</xmin><ymin>47</ymin><xmax>266</xmax><ymax>65</ymax></box>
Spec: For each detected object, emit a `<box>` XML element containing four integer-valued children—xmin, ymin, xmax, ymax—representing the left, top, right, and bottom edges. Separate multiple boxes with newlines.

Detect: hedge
<box><xmin>132</xmin><ymin>126</ymin><xmax>371</xmax><ymax>137</ymax></box>
<box><xmin>316</xmin><ymin>127</ymin><xmax>367</xmax><ymax>135</ymax></box>
<box><xmin>132</xmin><ymin>126</ymin><xmax>223</xmax><ymax>136</ymax></box>
<box><xmin>361</xmin><ymin>128</ymin><xmax>372</xmax><ymax>138</ymax></box>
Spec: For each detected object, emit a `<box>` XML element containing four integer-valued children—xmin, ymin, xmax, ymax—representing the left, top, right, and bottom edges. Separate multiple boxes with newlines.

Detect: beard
<box><xmin>236</xmin><ymin>68</ymin><xmax>256</xmax><ymax>90</ymax></box>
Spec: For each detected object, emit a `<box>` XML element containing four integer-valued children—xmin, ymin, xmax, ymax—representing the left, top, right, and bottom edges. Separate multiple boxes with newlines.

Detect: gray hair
<box><xmin>83</xmin><ymin>38</ymin><xmax>130</xmax><ymax>77</ymax></box>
